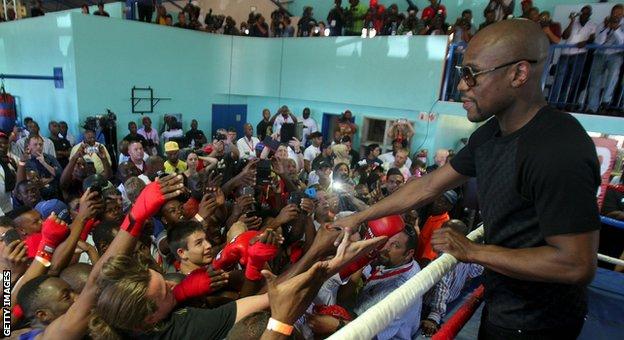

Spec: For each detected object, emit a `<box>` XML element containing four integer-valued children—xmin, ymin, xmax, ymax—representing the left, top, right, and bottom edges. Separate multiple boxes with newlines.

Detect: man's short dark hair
<box><xmin>23</xmin><ymin>117</ymin><xmax>33</xmax><ymax>125</ymax></box>
<box><xmin>366</xmin><ymin>143</ymin><xmax>379</xmax><ymax>155</ymax></box>
<box><xmin>0</xmin><ymin>216</ymin><xmax>17</xmax><ymax>228</ymax></box>
<box><xmin>166</xmin><ymin>14</ymin><xmax>173</xmax><ymax>19</ymax></box>
<box><xmin>167</xmin><ymin>221</ymin><xmax>204</xmax><ymax>260</ymax></box>
<box><xmin>128</xmin><ymin>121</ymin><xmax>137</xmax><ymax>129</ymax></box>
<box><xmin>403</xmin><ymin>227</ymin><xmax>417</xmax><ymax>253</ymax></box>
<box><xmin>17</xmin><ymin>275</ymin><xmax>52</xmax><ymax>320</ymax></box>
<box><xmin>6</xmin><ymin>206</ymin><xmax>33</xmax><ymax>219</ymax></box>
<box><xmin>462</xmin><ymin>9</ymin><xmax>472</xmax><ymax>16</ymax></box>
<box><xmin>92</xmin><ymin>220</ymin><xmax>119</xmax><ymax>254</ymax></box>
<box><xmin>340</xmin><ymin>135</ymin><xmax>352</xmax><ymax>144</ymax></box>
<box><xmin>386</xmin><ymin>167</ymin><xmax>404</xmax><ymax>178</ymax></box>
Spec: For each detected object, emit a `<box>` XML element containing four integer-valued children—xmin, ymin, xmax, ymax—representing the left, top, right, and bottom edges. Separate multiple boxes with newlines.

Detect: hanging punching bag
<box><xmin>0</xmin><ymin>85</ymin><xmax>17</xmax><ymax>133</ymax></box>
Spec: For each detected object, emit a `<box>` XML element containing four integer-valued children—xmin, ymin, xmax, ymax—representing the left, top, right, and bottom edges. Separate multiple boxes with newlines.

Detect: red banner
<box><xmin>592</xmin><ymin>137</ymin><xmax>618</xmax><ymax>209</ymax></box>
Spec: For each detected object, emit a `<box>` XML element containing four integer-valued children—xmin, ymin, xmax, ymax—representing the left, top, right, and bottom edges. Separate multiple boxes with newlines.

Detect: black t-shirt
<box><xmin>139</xmin><ymin>303</ymin><xmax>236</xmax><ymax>340</ymax></box>
<box><xmin>256</xmin><ymin>120</ymin><xmax>272</xmax><ymax>141</ymax></box>
<box><xmin>185</xmin><ymin>129</ymin><xmax>206</xmax><ymax>147</ymax></box>
<box><xmin>450</xmin><ymin>106</ymin><xmax>601</xmax><ymax>330</ymax></box>
<box><xmin>602</xmin><ymin>186</ymin><xmax>624</xmax><ymax>216</ymax></box>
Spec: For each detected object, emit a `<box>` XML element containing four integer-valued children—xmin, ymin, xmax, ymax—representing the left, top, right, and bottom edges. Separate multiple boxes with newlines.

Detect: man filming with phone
<box><xmin>69</xmin><ymin>127</ymin><xmax>112</xmax><ymax>177</ymax></box>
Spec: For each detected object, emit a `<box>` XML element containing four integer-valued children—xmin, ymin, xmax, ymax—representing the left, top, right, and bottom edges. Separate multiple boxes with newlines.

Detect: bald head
<box><xmin>458</xmin><ymin>19</ymin><xmax>549</xmax><ymax>123</ymax></box>
<box><xmin>60</xmin><ymin>263</ymin><xmax>92</xmax><ymax>294</ymax></box>
<box><xmin>468</xmin><ymin>19</ymin><xmax>550</xmax><ymax>68</ymax></box>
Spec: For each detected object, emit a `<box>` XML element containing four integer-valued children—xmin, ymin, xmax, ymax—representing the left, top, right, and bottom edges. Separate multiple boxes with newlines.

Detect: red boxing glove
<box><xmin>339</xmin><ymin>215</ymin><xmax>404</xmax><ymax>281</ymax></box>
<box><xmin>35</xmin><ymin>216</ymin><xmax>70</xmax><ymax>267</ymax></box>
<box><xmin>12</xmin><ymin>304</ymin><xmax>24</xmax><ymax>322</ymax></box>
<box><xmin>80</xmin><ymin>218</ymin><xmax>99</xmax><ymax>241</ymax></box>
<box><xmin>212</xmin><ymin>231</ymin><xmax>259</xmax><ymax>270</ymax></box>
<box><xmin>365</xmin><ymin>215</ymin><xmax>405</xmax><ymax>240</ymax></box>
<box><xmin>120</xmin><ymin>181</ymin><xmax>166</xmax><ymax>237</ymax></box>
<box><xmin>172</xmin><ymin>268</ymin><xmax>214</xmax><ymax>303</ymax></box>
<box><xmin>244</xmin><ymin>241</ymin><xmax>278</xmax><ymax>281</ymax></box>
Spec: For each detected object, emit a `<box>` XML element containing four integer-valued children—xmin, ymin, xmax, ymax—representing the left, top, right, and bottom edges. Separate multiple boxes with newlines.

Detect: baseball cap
<box><xmin>164</xmin><ymin>141</ymin><xmax>179</xmax><ymax>152</ymax></box>
<box><xmin>35</xmin><ymin>199</ymin><xmax>71</xmax><ymax>224</ymax></box>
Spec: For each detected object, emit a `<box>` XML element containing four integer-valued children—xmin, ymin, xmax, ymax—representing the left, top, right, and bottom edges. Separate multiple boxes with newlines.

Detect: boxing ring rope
<box><xmin>432</xmin><ymin>285</ymin><xmax>485</xmax><ymax>340</ymax></box>
<box><xmin>598</xmin><ymin>253</ymin><xmax>624</xmax><ymax>267</ymax></box>
<box><xmin>328</xmin><ymin>225</ymin><xmax>485</xmax><ymax>340</ymax></box>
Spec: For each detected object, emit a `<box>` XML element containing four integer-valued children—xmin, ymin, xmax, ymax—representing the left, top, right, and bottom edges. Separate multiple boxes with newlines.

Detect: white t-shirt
<box><xmin>563</xmin><ymin>20</ymin><xmax>597</xmax><ymax>55</ymax></box>
<box><xmin>162</xmin><ymin>129</ymin><xmax>184</xmax><ymax>142</ymax></box>
<box><xmin>379</xmin><ymin>152</ymin><xmax>412</xmax><ymax>169</ymax></box>
<box><xmin>301</xmin><ymin>117</ymin><xmax>318</xmax><ymax>145</ymax></box>
<box><xmin>304</xmin><ymin>145</ymin><xmax>321</xmax><ymax>162</ymax></box>
<box><xmin>237</xmin><ymin>136</ymin><xmax>260</xmax><ymax>159</ymax></box>
<box><xmin>273</xmin><ymin>115</ymin><xmax>294</xmax><ymax>136</ymax></box>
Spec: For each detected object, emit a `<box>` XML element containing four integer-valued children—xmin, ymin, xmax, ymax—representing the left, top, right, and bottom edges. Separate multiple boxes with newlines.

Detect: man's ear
<box><xmin>176</xmin><ymin>247</ymin><xmax>188</xmax><ymax>261</ymax></box>
<box><xmin>405</xmin><ymin>249</ymin><xmax>415</xmax><ymax>261</ymax></box>
<box><xmin>35</xmin><ymin>309</ymin><xmax>53</xmax><ymax>324</ymax></box>
<box><xmin>510</xmin><ymin>62</ymin><xmax>531</xmax><ymax>88</ymax></box>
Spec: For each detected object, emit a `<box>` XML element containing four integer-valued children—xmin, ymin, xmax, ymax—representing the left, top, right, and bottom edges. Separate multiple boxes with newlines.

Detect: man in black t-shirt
<box><xmin>256</xmin><ymin>109</ymin><xmax>273</xmax><ymax>141</ymax></box>
<box><xmin>185</xmin><ymin>119</ymin><xmax>207</xmax><ymax>148</ymax></box>
<box><xmin>123</xmin><ymin>121</ymin><xmax>148</xmax><ymax>150</ymax></box>
<box><xmin>49</xmin><ymin>121</ymin><xmax>71</xmax><ymax>168</ymax></box>
<box><xmin>334</xmin><ymin>20</ymin><xmax>600</xmax><ymax>339</ymax></box>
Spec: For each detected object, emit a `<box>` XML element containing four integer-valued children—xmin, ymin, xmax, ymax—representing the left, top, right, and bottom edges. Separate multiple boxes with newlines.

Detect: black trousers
<box><xmin>478</xmin><ymin>307</ymin><xmax>585</xmax><ymax>340</ymax></box>
<box><xmin>137</xmin><ymin>3</ymin><xmax>153</xmax><ymax>22</ymax></box>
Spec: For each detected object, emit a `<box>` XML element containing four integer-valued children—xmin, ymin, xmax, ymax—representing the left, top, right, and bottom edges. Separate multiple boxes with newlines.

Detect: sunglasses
<box><xmin>455</xmin><ymin>59</ymin><xmax>538</xmax><ymax>87</ymax></box>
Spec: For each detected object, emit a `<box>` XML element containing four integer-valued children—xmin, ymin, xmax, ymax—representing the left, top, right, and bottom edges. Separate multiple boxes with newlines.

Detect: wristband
<box><xmin>194</xmin><ymin>214</ymin><xmax>205</xmax><ymax>223</ymax></box>
<box><xmin>18</xmin><ymin>161</ymin><xmax>25</xmax><ymax>166</ymax></box>
<box><xmin>267</xmin><ymin>318</ymin><xmax>294</xmax><ymax>336</ymax></box>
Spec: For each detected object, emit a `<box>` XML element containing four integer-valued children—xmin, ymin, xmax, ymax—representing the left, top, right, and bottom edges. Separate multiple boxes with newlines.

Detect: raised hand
<box><xmin>1</xmin><ymin>239</ymin><xmax>28</xmax><ymax>269</ymax></box>
<box><xmin>245</xmin><ymin>229</ymin><xmax>282</xmax><ymax>281</ymax></box>
<box><xmin>273</xmin><ymin>204</ymin><xmax>298</xmax><ymax>226</ymax></box>
<box><xmin>76</xmin><ymin>188</ymin><xmax>105</xmax><ymax>221</ymax></box>
<box><xmin>197</xmin><ymin>194</ymin><xmax>218</xmax><ymax>220</ymax></box>
<box><xmin>172</xmin><ymin>267</ymin><xmax>229</xmax><ymax>303</ymax></box>
<box><xmin>36</xmin><ymin>213</ymin><xmax>70</xmax><ymax>267</ymax></box>
<box><xmin>262</xmin><ymin>261</ymin><xmax>330</xmax><ymax>325</ymax></box>
<box><xmin>327</xmin><ymin>227</ymin><xmax>387</xmax><ymax>275</ymax></box>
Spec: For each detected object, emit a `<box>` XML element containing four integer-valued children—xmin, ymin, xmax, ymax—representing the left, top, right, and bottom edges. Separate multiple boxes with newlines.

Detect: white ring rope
<box><xmin>598</xmin><ymin>253</ymin><xmax>624</xmax><ymax>267</ymax></box>
<box><xmin>328</xmin><ymin>226</ymin><xmax>485</xmax><ymax>340</ymax></box>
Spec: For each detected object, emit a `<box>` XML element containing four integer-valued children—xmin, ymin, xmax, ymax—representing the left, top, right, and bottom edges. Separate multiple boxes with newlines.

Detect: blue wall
<box><xmin>1</xmin><ymin>10</ymin><xmax>622</xmax><ymax>161</ymax></box>
<box><xmin>0</xmin><ymin>13</ymin><xmax>80</xmax><ymax>136</ymax></box>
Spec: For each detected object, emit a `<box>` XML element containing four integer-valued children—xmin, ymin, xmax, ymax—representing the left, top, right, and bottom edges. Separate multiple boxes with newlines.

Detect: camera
<box><xmin>214</xmin><ymin>133</ymin><xmax>227</xmax><ymax>141</ymax></box>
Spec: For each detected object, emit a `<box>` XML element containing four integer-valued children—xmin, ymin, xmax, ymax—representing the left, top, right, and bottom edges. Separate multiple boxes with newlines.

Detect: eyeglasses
<box><xmin>455</xmin><ymin>59</ymin><xmax>538</xmax><ymax>87</ymax></box>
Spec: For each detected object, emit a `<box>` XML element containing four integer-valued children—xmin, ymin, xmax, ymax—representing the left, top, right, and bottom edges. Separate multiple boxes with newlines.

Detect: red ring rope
<box><xmin>432</xmin><ymin>284</ymin><xmax>485</xmax><ymax>340</ymax></box>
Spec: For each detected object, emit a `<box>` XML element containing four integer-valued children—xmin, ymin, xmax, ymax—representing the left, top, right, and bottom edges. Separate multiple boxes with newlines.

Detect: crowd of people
<box><xmin>0</xmin><ymin>101</ymin><xmax>491</xmax><ymax>339</ymax></box>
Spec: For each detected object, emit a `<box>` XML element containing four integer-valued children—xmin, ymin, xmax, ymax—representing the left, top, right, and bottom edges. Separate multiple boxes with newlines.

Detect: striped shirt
<box><xmin>424</xmin><ymin>263</ymin><xmax>483</xmax><ymax>324</ymax></box>
<box><xmin>354</xmin><ymin>260</ymin><xmax>422</xmax><ymax>340</ymax></box>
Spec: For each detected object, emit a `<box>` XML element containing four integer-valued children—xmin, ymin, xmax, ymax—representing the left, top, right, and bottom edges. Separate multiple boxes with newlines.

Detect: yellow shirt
<box><xmin>164</xmin><ymin>160</ymin><xmax>187</xmax><ymax>174</ymax></box>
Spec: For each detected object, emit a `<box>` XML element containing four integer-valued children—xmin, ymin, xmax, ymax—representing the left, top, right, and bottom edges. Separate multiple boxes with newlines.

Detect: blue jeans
<box><xmin>587</xmin><ymin>53</ymin><xmax>624</xmax><ymax>112</ymax></box>
<box><xmin>549</xmin><ymin>53</ymin><xmax>587</xmax><ymax>107</ymax></box>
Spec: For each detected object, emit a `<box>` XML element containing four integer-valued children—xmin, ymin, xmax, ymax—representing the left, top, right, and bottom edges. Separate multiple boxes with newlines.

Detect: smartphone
<box><xmin>262</xmin><ymin>136</ymin><xmax>281</xmax><ymax>152</ymax></box>
<box><xmin>2</xmin><ymin>228</ymin><xmax>21</xmax><ymax>246</ymax></box>
<box><xmin>240</xmin><ymin>186</ymin><xmax>255</xmax><ymax>197</ymax></box>
<box><xmin>256</xmin><ymin>160</ymin><xmax>271</xmax><ymax>184</ymax></box>
<box><xmin>288</xmin><ymin>191</ymin><xmax>305</xmax><ymax>207</ymax></box>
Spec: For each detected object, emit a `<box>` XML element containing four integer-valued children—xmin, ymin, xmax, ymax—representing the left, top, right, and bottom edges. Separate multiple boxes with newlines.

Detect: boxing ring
<box><xmin>328</xmin><ymin>217</ymin><xmax>624</xmax><ymax>340</ymax></box>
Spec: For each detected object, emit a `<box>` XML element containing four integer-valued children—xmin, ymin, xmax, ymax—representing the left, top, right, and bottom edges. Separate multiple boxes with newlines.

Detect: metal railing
<box><xmin>441</xmin><ymin>43</ymin><xmax>624</xmax><ymax>116</ymax></box>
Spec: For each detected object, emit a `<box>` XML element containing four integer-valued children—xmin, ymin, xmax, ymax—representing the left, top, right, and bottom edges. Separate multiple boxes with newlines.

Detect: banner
<box><xmin>592</xmin><ymin>137</ymin><xmax>618</xmax><ymax>209</ymax></box>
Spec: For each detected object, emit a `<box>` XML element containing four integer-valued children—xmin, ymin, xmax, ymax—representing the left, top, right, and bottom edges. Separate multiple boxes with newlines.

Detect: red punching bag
<box><xmin>0</xmin><ymin>85</ymin><xmax>16</xmax><ymax>133</ymax></box>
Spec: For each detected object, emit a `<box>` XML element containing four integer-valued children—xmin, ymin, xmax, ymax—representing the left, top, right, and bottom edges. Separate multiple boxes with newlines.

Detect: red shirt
<box><xmin>422</xmin><ymin>5</ymin><xmax>447</xmax><ymax>21</ymax></box>
<box><xmin>416</xmin><ymin>212</ymin><xmax>449</xmax><ymax>261</ymax></box>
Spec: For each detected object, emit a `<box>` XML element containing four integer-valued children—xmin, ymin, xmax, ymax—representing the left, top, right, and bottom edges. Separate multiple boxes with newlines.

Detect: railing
<box><xmin>441</xmin><ymin>43</ymin><xmax>624</xmax><ymax>117</ymax></box>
